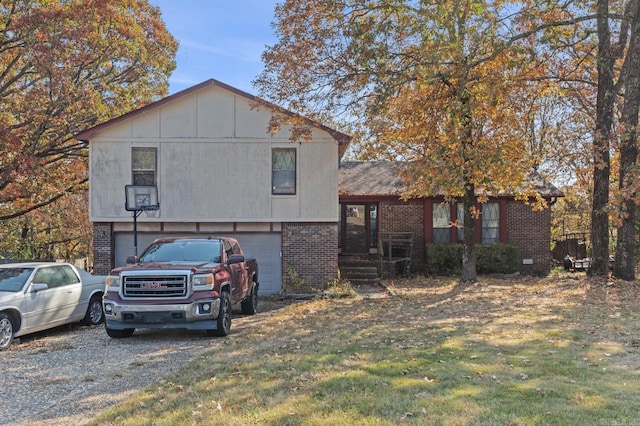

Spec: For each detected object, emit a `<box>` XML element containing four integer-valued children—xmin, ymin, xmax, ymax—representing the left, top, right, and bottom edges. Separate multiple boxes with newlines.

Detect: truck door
<box><xmin>224</xmin><ymin>240</ymin><xmax>247</xmax><ymax>304</ymax></box>
<box><xmin>230</xmin><ymin>239</ymin><xmax>249</xmax><ymax>301</ymax></box>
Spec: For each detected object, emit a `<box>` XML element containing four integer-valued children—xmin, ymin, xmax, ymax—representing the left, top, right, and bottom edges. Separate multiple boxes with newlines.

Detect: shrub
<box><xmin>425</xmin><ymin>243</ymin><xmax>462</xmax><ymax>275</ymax></box>
<box><xmin>477</xmin><ymin>243</ymin><xmax>520</xmax><ymax>274</ymax></box>
<box><xmin>425</xmin><ymin>243</ymin><xmax>521</xmax><ymax>275</ymax></box>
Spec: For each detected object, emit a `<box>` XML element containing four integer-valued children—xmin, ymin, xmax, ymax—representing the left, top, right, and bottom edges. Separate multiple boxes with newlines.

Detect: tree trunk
<box><xmin>590</xmin><ymin>0</ymin><xmax>615</xmax><ymax>277</ymax></box>
<box><xmin>461</xmin><ymin>179</ymin><xmax>477</xmax><ymax>282</ymax></box>
<box><xmin>614</xmin><ymin>1</ymin><xmax>640</xmax><ymax>281</ymax></box>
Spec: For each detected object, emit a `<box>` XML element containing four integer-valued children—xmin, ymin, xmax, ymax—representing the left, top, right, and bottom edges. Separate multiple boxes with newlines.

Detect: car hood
<box><xmin>113</xmin><ymin>261</ymin><xmax>221</xmax><ymax>274</ymax></box>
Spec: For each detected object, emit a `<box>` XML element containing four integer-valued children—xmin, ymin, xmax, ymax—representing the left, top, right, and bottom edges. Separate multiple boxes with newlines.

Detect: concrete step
<box><xmin>340</xmin><ymin>267</ymin><xmax>378</xmax><ymax>279</ymax></box>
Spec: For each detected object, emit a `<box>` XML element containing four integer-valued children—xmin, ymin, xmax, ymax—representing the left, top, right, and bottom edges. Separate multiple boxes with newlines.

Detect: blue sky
<box><xmin>149</xmin><ymin>0</ymin><xmax>279</xmax><ymax>95</ymax></box>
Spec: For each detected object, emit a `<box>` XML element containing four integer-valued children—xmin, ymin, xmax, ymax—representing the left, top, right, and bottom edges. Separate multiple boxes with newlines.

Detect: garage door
<box><xmin>114</xmin><ymin>232</ymin><xmax>282</xmax><ymax>294</ymax></box>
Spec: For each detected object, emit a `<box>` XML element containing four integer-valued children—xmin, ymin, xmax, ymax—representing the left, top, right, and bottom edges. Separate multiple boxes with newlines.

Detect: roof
<box><xmin>74</xmin><ymin>78</ymin><xmax>352</xmax><ymax>150</ymax></box>
<box><xmin>339</xmin><ymin>161</ymin><xmax>406</xmax><ymax>196</ymax></box>
<box><xmin>338</xmin><ymin>161</ymin><xmax>564</xmax><ymax>198</ymax></box>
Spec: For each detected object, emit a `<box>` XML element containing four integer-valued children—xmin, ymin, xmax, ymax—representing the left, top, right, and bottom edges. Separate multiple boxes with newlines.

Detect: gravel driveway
<box><xmin>0</xmin><ymin>299</ymin><xmax>286</xmax><ymax>426</ymax></box>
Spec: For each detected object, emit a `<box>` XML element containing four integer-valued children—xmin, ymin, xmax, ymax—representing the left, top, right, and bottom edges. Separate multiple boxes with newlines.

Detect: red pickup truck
<box><xmin>103</xmin><ymin>237</ymin><xmax>258</xmax><ymax>338</ymax></box>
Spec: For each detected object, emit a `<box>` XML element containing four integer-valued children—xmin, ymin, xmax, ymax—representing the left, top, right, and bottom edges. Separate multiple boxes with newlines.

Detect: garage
<box><xmin>114</xmin><ymin>232</ymin><xmax>282</xmax><ymax>294</ymax></box>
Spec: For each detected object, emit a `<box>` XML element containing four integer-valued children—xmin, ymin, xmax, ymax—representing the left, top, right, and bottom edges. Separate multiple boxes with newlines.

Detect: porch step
<box><xmin>338</xmin><ymin>256</ymin><xmax>381</xmax><ymax>284</ymax></box>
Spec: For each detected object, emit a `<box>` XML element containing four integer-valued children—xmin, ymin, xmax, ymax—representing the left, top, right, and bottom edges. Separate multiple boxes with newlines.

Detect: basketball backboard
<box><xmin>125</xmin><ymin>185</ymin><xmax>159</xmax><ymax>212</ymax></box>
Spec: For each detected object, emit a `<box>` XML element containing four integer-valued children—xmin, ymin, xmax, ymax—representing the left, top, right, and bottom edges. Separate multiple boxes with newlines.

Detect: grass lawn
<box><xmin>90</xmin><ymin>271</ymin><xmax>640</xmax><ymax>425</ymax></box>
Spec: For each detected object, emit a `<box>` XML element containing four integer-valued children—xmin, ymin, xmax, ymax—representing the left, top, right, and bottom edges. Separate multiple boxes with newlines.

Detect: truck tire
<box><xmin>0</xmin><ymin>312</ymin><xmax>15</xmax><ymax>350</ymax></box>
<box><xmin>207</xmin><ymin>292</ymin><xmax>231</xmax><ymax>337</ymax></box>
<box><xmin>105</xmin><ymin>326</ymin><xmax>135</xmax><ymax>338</ymax></box>
<box><xmin>82</xmin><ymin>294</ymin><xmax>104</xmax><ymax>326</ymax></box>
<box><xmin>240</xmin><ymin>282</ymin><xmax>258</xmax><ymax>315</ymax></box>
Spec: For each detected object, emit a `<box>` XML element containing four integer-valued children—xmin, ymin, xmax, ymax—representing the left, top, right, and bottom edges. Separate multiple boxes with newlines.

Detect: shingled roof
<box><xmin>338</xmin><ymin>161</ymin><xmax>563</xmax><ymax>198</ymax></box>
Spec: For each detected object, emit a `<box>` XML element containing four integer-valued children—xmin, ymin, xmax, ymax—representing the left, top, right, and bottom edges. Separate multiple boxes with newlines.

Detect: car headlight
<box><xmin>105</xmin><ymin>275</ymin><xmax>120</xmax><ymax>293</ymax></box>
<box><xmin>193</xmin><ymin>273</ymin><xmax>214</xmax><ymax>291</ymax></box>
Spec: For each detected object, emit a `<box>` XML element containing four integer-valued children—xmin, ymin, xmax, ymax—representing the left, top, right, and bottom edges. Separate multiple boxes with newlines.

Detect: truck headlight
<box><xmin>193</xmin><ymin>273</ymin><xmax>214</xmax><ymax>290</ymax></box>
<box><xmin>105</xmin><ymin>275</ymin><xmax>120</xmax><ymax>293</ymax></box>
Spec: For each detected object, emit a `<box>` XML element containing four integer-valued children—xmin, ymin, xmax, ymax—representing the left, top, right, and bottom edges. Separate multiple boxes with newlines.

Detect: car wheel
<box><xmin>240</xmin><ymin>282</ymin><xmax>258</xmax><ymax>315</ymax></box>
<box><xmin>207</xmin><ymin>292</ymin><xmax>231</xmax><ymax>337</ymax></box>
<box><xmin>82</xmin><ymin>294</ymin><xmax>104</xmax><ymax>326</ymax></box>
<box><xmin>105</xmin><ymin>326</ymin><xmax>135</xmax><ymax>338</ymax></box>
<box><xmin>0</xmin><ymin>312</ymin><xmax>15</xmax><ymax>350</ymax></box>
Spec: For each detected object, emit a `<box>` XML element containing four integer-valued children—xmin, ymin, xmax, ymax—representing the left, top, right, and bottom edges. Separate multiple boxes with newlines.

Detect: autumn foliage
<box><xmin>0</xmin><ymin>0</ymin><xmax>177</xmax><ymax>260</ymax></box>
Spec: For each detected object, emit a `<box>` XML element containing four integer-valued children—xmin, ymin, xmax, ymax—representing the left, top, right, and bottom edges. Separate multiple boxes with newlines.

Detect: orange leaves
<box><xmin>0</xmin><ymin>0</ymin><xmax>177</xmax><ymax>221</ymax></box>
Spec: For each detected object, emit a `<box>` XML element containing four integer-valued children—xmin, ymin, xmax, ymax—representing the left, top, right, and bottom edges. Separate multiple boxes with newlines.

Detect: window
<box><xmin>60</xmin><ymin>265</ymin><xmax>80</xmax><ymax>284</ymax></box>
<box><xmin>132</xmin><ymin>147</ymin><xmax>157</xmax><ymax>185</ymax></box>
<box><xmin>272</xmin><ymin>148</ymin><xmax>296</xmax><ymax>195</ymax></box>
<box><xmin>369</xmin><ymin>204</ymin><xmax>378</xmax><ymax>248</ymax></box>
<box><xmin>223</xmin><ymin>240</ymin><xmax>233</xmax><ymax>259</ymax></box>
<box><xmin>456</xmin><ymin>203</ymin><xmax>465</xmax><ymax>243</ymax></box>
<box><xmin>230</xmin><ymin>240</ymin><xmax>242</xmax><ymax>255</ymax></box>
<box><xmin>482</xmin><ymin>203</ymin><xmax>500</xmax><ymax>243</ymax></box>
<box><xmin>33</xmin><ymin>266</ymin><xmax>70</xmax><ymax>289</ymax></box>
<box><xmin>432</xmin><ymin>203</ymin><xmax>450</xmax><ymax>243</ymax></box>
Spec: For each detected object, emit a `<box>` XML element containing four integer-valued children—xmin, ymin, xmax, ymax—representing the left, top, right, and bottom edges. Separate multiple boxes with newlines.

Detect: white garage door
<box><xmin>114</xmin><ymin>232</ymin><xmax>282</xmax><ymax>294</ymax></box>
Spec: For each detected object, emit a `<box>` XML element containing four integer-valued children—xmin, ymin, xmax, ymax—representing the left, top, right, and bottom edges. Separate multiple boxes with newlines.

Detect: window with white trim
<box><xmin>272</xmin><ymin>148</ymin><xmax>296</xmax><ymax>195</ymax></box>
<box><xmin>132</xmin><ymin>147</ymin><xmax>157</xmax><ymax>185</ymax></box>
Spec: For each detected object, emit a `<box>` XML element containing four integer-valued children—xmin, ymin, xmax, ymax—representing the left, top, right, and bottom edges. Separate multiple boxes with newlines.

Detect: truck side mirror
<box><xmin>126</xmin><ymin>256</ymin><xmax>138</xmax><ymax>264</ymax></box>
<box><xmin>227</xmin><ymin>254</ymin><xmax>245</xmax><ymax>265</ymax></box>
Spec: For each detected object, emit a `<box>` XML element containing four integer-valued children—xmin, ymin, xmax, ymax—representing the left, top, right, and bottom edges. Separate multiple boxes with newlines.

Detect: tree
<box><xmin>581</xmin><ymin>0</ymin><xmax>640</xmax><ymax>279</ymax></box>
<box><xmin>614</xmin><ymin>0</ymin><xmax>640</xmax><ymax>280</ymax></box>
<box><xmin>0</xmin><ymin>0</ymin><xmax>178</xmax><ymax>222</ymax></box>
<box><xmin>256</xmin><ymin>0</ymin><xmax>556</xmax><ymax>281</ymax></box>
<box><xmin>0</xmin><ymin>191</ymin><xmax>92</xmax><ymax>262</ymax></box>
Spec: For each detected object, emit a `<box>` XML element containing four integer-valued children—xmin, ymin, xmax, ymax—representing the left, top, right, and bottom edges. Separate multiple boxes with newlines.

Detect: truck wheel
<box><xmin>105</xmin><ymin>326</ymin><xmax>135</xmax><ymax>338</ymax></box>
<box><xmin>0</xmin><ymin>312</ymin><xmax>15</xmax><ymax>350</ymax></box>
<box><xmin>240</xmin><ymin>282</ymin><xmax>258</xmax><ymax>315</ymax></box>
<box><xmin>82</xmin><ymin>294</ymin><xmax>104</xmax><ymax>326</ymax></box>
<box><xmin>207</xmin><ymin>292</ymin><xmax>231</xmax><ymax>337</ymax></box>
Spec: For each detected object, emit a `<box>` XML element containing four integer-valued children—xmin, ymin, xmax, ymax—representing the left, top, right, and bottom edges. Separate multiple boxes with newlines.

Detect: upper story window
<box><xmin>272</xmin><ymin>148</ymin><xmax>296</xmax><ymax>195</ymax></box>
<box><xmin>132</xmin><ymin>147</ymin><xmax>157</xmax><ymax>185</ymax></box>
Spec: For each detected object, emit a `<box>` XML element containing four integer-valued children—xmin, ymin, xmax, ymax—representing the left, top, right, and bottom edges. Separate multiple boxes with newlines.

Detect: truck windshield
<box><xmin>139</xmin><ymin>240</ymin><xmax>222</xmax><ymax>263</ymax></box>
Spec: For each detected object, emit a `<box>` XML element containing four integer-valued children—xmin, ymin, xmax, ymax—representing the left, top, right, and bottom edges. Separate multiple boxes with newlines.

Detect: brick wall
<box><xmin>93</xmin><ymin>222</ymin><xmax>113</xmax><ymax>275</ymax></box>
<box><xmin>379</xmin><ymin>200</ymin><xmax>425</xmax><ymax>271</ymax></box>
<box><xmin>507</xmin><ymin>201</ymin><xmax>552</xmax><ymax>275</ymax></box>
<box><xmin>281</xmin><ymin>222</ymin><xmax>338</xmax><ymax>289</ymax></box>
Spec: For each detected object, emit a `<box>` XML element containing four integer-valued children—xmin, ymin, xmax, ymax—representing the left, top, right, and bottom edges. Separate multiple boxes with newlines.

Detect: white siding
<box><xmin>89</xmin><ymin>83</ymin><xmax>339</xmax><ymax>224</ymax></box>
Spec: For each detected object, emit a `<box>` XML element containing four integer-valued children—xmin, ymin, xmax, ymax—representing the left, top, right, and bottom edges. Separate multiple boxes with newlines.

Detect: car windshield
<box><xmin>139</xmin><ymin>240</ymin><xmax>222</xmax><ymax>263</ymax></box>
<box><xmin>0</xmin><ymin>267</ymin><xmax>34</xmax><ymax>292</ymax></box>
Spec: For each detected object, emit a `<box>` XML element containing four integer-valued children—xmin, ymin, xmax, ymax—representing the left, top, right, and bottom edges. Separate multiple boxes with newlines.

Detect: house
<box><xmin>338</xmin><ymin>161</ymin><xmax>563</xmax><ymax>275</ymax></box>
<box><xmin>76</xmin><ymin>79</ymin><xmax>350</xmax><ymax>294</ymax></box>
<box><xmin>78</xmin><ymin>79</ymin><xmax>562</xmax><ymax>293</ymax></box>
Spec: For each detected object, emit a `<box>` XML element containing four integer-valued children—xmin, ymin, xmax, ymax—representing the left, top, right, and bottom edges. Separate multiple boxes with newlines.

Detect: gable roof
<box><xmin>75</xmin><ymin>78</ymin><xmax>351</xmax><ymax>152</ymax></box>
<box><xmin>339</xmin><ymin>161</ymin><xmax>564</xmax><ymax>198</ymax></box>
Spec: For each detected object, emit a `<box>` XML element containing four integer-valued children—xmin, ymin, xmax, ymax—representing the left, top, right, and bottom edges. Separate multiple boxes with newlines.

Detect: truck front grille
<box><xmin>123</xmin><ymin>275</ymin><xmax>188</xmax><ymax>298</ymax></box>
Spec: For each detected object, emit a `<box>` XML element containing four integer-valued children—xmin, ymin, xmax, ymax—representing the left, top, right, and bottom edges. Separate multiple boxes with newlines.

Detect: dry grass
<box><xmin>90</xmin><ymin>271</ymin><xmax>640</xmax><ymax>425</ymax></box>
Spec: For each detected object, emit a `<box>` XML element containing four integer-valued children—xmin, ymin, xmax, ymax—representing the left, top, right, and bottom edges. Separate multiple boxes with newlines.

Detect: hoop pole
<box><xmin>133</xmin><ymin>210</ymin><xmax>142</xmax><ymax>257</ymax></box>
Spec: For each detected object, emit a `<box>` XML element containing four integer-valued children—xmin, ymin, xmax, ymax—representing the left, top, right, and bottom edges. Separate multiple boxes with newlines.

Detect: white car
<box><xmin>0</xmin><ymin>262</ymin><xmax>106</xmax><ymax>350</ymax></box>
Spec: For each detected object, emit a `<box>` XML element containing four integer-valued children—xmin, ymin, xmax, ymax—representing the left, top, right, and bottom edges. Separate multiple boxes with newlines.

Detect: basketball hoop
<box><xmin>144</xmin><ymin>208</ymin><xmax>159</xmax><ymax>218</ymax></box>
<box><xmin>125</xmin><ymin>185</ymin><xmax>159</xmax><ymax>212</ymax></box>
<box><xmin>125</xmin><ymin>185</ymin><xmax>160</xmax><ymax>257</ymax></box>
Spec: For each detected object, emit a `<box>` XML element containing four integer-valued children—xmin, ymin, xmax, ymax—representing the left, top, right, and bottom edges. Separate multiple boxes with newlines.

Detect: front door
<box><xmin>340</xmin><ymin>203</ymin><xmax>378</xmax><ymax>254</ymax></box>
